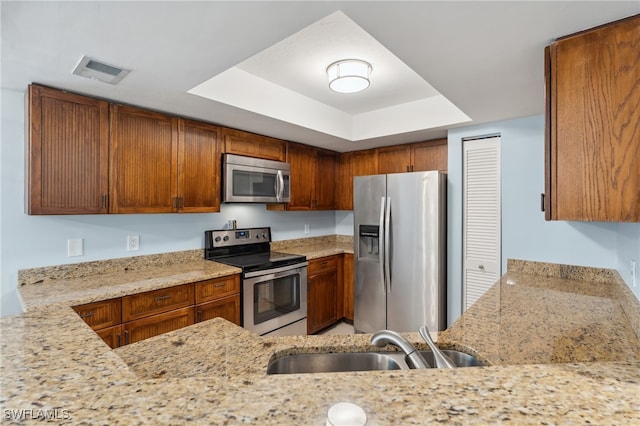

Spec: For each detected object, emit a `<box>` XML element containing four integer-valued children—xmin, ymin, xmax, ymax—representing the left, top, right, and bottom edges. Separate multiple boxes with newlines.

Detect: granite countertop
<box><xmin>4</xmin><ymin>242</ymin><xmax>640</xmax><ymax>424</ymax></box>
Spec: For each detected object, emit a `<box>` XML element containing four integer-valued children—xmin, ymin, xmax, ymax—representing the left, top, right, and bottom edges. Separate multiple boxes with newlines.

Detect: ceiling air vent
<box><xmin>72</xmin><ymin>55</ymin><xmax>130</xmax><ymax>84</ymax></box>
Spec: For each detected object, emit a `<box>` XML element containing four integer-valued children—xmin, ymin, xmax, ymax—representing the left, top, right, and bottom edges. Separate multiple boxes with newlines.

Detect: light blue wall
<box><xmin>447</xmin><ymin>115</ymin><xmax>639</xmax><ymax>324</ymax></box>
<box><xmin>0</xmin><ymin>89</ymin><xmax>336</xmax><ymax>317</ymax></box>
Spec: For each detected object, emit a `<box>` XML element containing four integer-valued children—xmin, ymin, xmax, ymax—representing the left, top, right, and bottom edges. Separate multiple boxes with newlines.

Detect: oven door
<box><xmin>243</xmin><ymin>263</ymin><xmax>307</xmax><ymax>336</ymax></box>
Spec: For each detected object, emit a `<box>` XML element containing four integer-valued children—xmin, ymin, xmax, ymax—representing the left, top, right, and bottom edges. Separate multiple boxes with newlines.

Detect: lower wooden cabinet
<box><xmin>307</xmin><ymin>256</ymin><xmax>338</xmax><ymax>334</ymax></box>
<box><xmin>73</xmin><ymin>273</ymin><xmax>240</xmax><ymax>348</ymax></box>
<box><xmin>195</xmin><ymin>295</ymin><xmax>240</xmax><ymax>325</ymax></box>
<box><xmin>123</xmin><ymin>307</ymin><xmax>195</xmax><ymax>345</ymax></box>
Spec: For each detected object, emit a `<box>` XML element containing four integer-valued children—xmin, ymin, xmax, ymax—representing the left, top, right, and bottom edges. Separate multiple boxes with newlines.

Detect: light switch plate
<box><xmin>127</xmin><ymin>235</ymin><xmax>140</xmax><ymax>251</ymax></box>
<box><xmin>67</xmin><ymin>238</ymin><xmax>83</xmax><ymax>257</ymax></box>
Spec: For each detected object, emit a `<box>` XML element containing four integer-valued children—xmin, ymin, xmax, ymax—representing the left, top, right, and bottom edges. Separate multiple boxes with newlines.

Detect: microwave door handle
<box><xmin>276</xmin><ymin>170</ymin><xmax>284</xmax><ymax>202</ymax></box>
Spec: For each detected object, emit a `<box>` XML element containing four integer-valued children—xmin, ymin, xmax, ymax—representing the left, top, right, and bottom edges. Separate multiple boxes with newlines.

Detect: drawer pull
<box><xmin>117</xmin><ymin>333</ymin><xmax>121</xmax><ymax>348</ymax></box>
<box><xmin>214</xmin><ymin>282</ymin><xmax>227</xmax><ymax>288</ymax></box>
<box><xmin>124</xmin><ymin>330</ymin><xmax>129</xmax><ymax>345</ymax></box>
<box><xmin>80</xmin><ymin>311</ymin><xmax>95</xmax><ymax>319</ymax></box>
<box><xmin>197</xmin><ymin>310</ymin><xmax>203</xmax><ymax>322</ymax></box>
<box><xmin>154</xmin><ymin>295</ymin><xmax>172</xmax><ymax>302</ymax></box>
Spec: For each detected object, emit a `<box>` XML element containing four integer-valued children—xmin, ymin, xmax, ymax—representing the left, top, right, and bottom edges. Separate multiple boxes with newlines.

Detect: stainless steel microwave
<box><xmin>222</xmin><ymin>154</ymin><xmax>290</xmax><ymax>203</ymax></box>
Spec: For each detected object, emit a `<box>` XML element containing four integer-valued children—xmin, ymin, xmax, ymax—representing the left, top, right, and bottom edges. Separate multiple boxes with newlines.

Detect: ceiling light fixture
<box><xmin>326</xmin><ymin>59</ymin><xmax>372</xmax><ymax>93</ymax></box>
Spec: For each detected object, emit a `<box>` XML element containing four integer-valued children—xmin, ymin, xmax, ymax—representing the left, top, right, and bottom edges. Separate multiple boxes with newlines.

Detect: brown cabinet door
<box><xmin>96</xmin><ymin>324</ymin><xmax>124</xmax><ymax>349</ymax></box>
<box><xmin>26</xmin><ymin>84</ymin><xmax>109</xmax><ymax>214</ymax></box>
<box><xmin>377</xmin><ymin>144</ymin><xmax>411</xmax><ymax>173</ymax></box>
<box><xmin>351</xmin><ymin>149</ymin><xmax>378</xmax><ymax>178</ymax></box>
<box><xmin>335</xmin><ymin>153</ymin><xmax>353</xmax><ymax>211</ymax></box>
<box><xmin>307</xmin><ymin>256</ymin><xmax>338</xmax><ymax>334</ymax></box>
<box><xmin>195</xmin><ymin>275</ymin><xmax>240</xmax><ymax>304</ymax></box>
<box><xmin>195</xmin><ymin>295</ymin><xmax>240</xmax><ymax>325</ymax></box>
<box><xmin>221</xmin><ymin>128</ymin><xmax>286</xmax><ymax>161</ymax></box>
<box><xmin>412</xmin><ymin>139</ymin><xmax>448</xmax><ymax>172</ymax></box>
<box><xmin>177</xmin><ymin>119</ymin><xmax>221</xmax><ymax>213</ymax></box>
<box><xmin>123</xmin><ymin>307</ymin><xmax>194</xmax><ymax>345</ymax></box>
<box><xmin>342</xmin><ymin>254</ymin><xmax>354</xmax><ymax>321</ymax></box>
<box><xmin>547</xmin><ymin>15</ymin><xmax>640</xmax><ymax>221</ymax></box>
<box><xmin>73</xmin><ymin>298</ymin><xmax>122</xmax><ymax>330</ymax></box>
<box><xmin>286</xmin><ymin>143</ymin><xmax>317</xmax><ymax>210</ymax></box>
<box><xmin>122</xmin><ymin>284</ymin><xmax>195</xmax><ymax>322</ymax></box>
<box><xmin>109</xmin><ymin>104</ymin><xmax>179</xmax><ymax>213</ymax></box>
<box><xmin>315</xmin><ymin>150</ymin><xmax>337</xmax><ymax>210</ymax></box>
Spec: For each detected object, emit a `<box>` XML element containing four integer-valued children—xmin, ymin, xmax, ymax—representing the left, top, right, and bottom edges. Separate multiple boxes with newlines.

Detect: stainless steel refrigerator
<box><xmin>354</xmin><ymin>171</ymin><xmax>447</xmax><ymax>334</ymax></box>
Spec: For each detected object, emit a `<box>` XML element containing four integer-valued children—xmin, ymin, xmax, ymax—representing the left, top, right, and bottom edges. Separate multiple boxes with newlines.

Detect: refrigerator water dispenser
<box><xmin>358</xmin><ymin>225</ymin><xmax>380</xmax><ymax>261</ymax></box>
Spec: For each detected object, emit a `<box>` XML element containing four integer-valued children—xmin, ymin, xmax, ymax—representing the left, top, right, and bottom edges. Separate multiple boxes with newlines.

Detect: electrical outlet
<box><xmin>67</xmin><ymin>238</ymin><xmax>83</xmax><ymax>257</ymax></box>
<box><xmin>304</xmin><ymin>224</ymin><xmax>310</xmax><ymax>234</ymax></box>
<box><xmin>127</xmin><ymin>235</ymin><xmax>140</xmax><ymax>251</ymax></box>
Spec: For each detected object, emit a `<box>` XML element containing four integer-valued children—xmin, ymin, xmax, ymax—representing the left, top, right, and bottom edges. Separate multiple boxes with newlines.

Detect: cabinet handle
<box><xmin>180</xmin><ymin>197</ymin><xmax>185</xmax><ymax>209</ymax></box>
<box><xmin>214</xmin><ymin>282</ymin><xmax>227</xmax><ymax>288</ymax></box>
<box><xmin>80</xmin><ymin>311</ymin><xmax>95</xmax><ymax>319</ymax></box>
<box><xmin>172</xmin><ymin>196</ymin><xmax>178</xmax><ymax>210</ymax></box>
<box><xmin>197</xmin><ymin>310</ymin><xmax>202</xmax><ymax>322</ymax></box>
<box><xmin>124</xmin><ymin>330</ymin><xmax>129</xmax><ymax>345</ymax></box>
<box><xmin>406</xmin><ymin>165</ymin><xmax>410</xmax><ymax>172</ymax></box>
<box><xmin>478</xmin><ymin>265</ymin><xmax>485</xmax><ymax>270</ymax></box>
<box><xmin>154</xmin><ymin>295</ymin><xmax>172</xmax><ymax>302</ymax></box>
<box><xmin>540</xmin><ymin>193</ymin><xmax>545</xmax><ymax>212</ymax></box>
<box><xmin>116</xmin><ymin>333</ymin><xmax>121</xmax><ymax>348</ymax></box>
<box><xmin>102</xmin><ymin>194</ymin><xmax>108</xmax><ymax>209</ymax></box>
<box><xmin>411</xmin><ymin>165</ymin><xmax>414</xmax><ymax>172</ymax></box>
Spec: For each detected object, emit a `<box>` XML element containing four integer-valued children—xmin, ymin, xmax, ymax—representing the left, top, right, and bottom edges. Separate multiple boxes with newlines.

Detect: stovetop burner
<box><xmin>204</xmin><ymin>227</ymin><xmax>306</xmax><ymax>273</ymax></box>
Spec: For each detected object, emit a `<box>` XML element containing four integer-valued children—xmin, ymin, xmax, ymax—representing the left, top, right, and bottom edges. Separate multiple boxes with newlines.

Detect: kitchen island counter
<box><xmin>3</xmin><ymin>258</ymin><xmax>639</xmax><ymax>424</ymax></box>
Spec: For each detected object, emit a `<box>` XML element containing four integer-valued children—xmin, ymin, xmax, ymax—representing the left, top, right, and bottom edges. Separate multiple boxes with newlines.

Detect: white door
<box><xmin>463</xmin><ymin>136</ymin><xmax>501</xmax><ymax>311</ymax></box>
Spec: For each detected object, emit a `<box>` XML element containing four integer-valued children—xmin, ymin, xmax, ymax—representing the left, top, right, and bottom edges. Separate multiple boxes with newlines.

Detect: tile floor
<box><xmin>318</xmin><ymin>321</ymin><xmax>355</xmax><ymax>335</ymax></box>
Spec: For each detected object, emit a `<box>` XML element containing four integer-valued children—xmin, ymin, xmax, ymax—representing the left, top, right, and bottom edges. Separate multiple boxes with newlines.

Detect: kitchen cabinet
<box><xmin>177</xmin><ymin>119</ymin><xmax>222</xmax><ymax>213</ymax></box>
<box><xmin>342</xmin><ymin>254</ymin><xmax>354</xmax><ymax>321</ymax></box>
<box><xmin>377</xmin><ymin>139</ymin><xmax>448</xmax><ymax>174</ymax></box>
<box><xmin>25</xmin><ymin>84</ymin><xmax>109</xmax><ymax>214</ymax></box>
<box><xmin>195</xmin><ymin>275</ymin><xmax>241</xmax><ymax>325</ymax></box>
<box><xmin>122</xmin><ymin>283</ymin><xmax>195</xmax><ymax>322</ymax></box>
<box><xmin>123</xmin><ymin>307</ymin><xmax>195</xmax><ymax>345</ymax></box>
<box><xmin>335</xmin><ymin>149</ymin><xmax>378</xmax><ymax>211</ymax></box>
<box><xmin>73</xmin><ymin>298</ymin><xmax>122</xmax><ymax>330</ymax></box>
<box><xmin>307</xmin><ymin>256</ymin><xmax>338</xmax><ymax>334</ymax></box>
<box><xmin>545</xmin><ymin>14</ymin><xmax>640</xmax><ymax>222</ymax></box>
<box><xmin>271</xmin><ymin>143</ymin><xmax>337</xmax><ymax>211</ymax></box>
<box><xmin>95</xmin><ymin>325</ymin><xmax>124</xmax><ymax>349</ymax></box>
<box><xmin>221</xmin><ymin>127</ymin><xmax>286</xmax><ymax>162</ymax></box>
<box><xmin>109</xmin><ymin>104</ymin><xmax>179</xmax><ymax>213</ymax></box>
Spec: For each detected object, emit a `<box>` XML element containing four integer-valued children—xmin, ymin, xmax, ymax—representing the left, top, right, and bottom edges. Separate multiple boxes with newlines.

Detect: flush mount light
<box><xmin>326</xmin><ymin>59</ymin><xmax>372</xmax><ymax>93</ymax></box>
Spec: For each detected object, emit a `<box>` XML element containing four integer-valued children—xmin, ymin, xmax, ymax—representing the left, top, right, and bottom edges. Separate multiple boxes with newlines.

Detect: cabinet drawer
<box><xmin>195</xmin><ymin>295</ymin><xmax>240</xmax><ymax>325</ymax></box>
<box><xmin>73</xmin><ymin>298</ymin><xmax>122</xmax><ymax>330</ymax></box>
<box><xmin>308</xmin><ymin>256</ymin><xmax>337</xmax><ymax>275</ymax></box>
<box><xmin>122</xmin><ymin>283</ymin><xmax>194</xmax><ymax>321</ymax></box>
<box><xmin>195</xmin><ymin>275</ymin><xmax>240</xmax><ymax>304</ymax></box>
<box><xmin>123</xmin><ymin>307</ymin><xmax>194</xmax><ymax>345</ymax></box>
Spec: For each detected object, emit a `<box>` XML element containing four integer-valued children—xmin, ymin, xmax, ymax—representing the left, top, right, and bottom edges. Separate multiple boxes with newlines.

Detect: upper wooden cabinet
<box><xmin>335</xmin><ymin>149</ymin><xmax>378</xmax><ymax>211</ymax></box>
<box><xmin>177</xmin><ymin>119</ymin><xmax>221</xmax><ymax>213</ymax></box>
<box><xmin>545</xmin><ymin>15</ymin><xmax>639</xmax><ymax>222</ymax></box>
<box><xmin>269</xmin><ymin>142</ymin><xmax>337</xmax><ymax>211</ymax></box>
<box><xmin>110</xmin><ymin>106</ymin><xmax>221</xmax><ymax>213</ymax></box>
<box><xmin>26</xmin><ymin>84</ymin><xmax>109</xmax><ymax>214</ymax></box>
<box><xmin>377</xmin><ymin>139</ymin><xmax>448</xmax><ymax>174</ymax></box>
<box><xmin>221</xmin><ymin>127</ymin><xmax>286</xmax><ymax>162</ymax></box>
<box><xmin>109</xmin><ymin>104</ymin><xmax>179</xmax><ymax>213</ymax></box>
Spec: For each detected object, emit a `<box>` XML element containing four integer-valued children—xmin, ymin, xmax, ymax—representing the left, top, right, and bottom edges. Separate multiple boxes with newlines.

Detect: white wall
<box><xmin>447</xmin><ymin>115</ymin><xmax>639</xmax><ymax>324</ymax></box>
<box><xmin>0</xmin><ymin>89</ymin><xmax>336</xmax><ymax>317</ymax></box>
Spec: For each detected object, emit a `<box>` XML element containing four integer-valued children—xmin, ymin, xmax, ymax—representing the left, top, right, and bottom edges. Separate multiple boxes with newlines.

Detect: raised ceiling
<box><xmin>2</xmin><ymin>1</ymin><xmax>638</xmax><ymax>152</ymax></box>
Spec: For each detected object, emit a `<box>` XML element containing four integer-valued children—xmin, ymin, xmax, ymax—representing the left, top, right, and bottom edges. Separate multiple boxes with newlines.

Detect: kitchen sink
<box><xmin>266</xmin><ymin>350</ymin><xmax>484</xmax><ymax>374</ymax></box>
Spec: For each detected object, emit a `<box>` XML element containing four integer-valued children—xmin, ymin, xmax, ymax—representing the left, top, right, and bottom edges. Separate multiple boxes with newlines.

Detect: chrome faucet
<box><xmin>371</xmin><ymin>330</ymin><xmax>430</xmax><ymax>369</ymax></box>
<box><xmin>419</xmin><ymin>325</ymin><xmax>456</xmax><ymax>369</ymax></box>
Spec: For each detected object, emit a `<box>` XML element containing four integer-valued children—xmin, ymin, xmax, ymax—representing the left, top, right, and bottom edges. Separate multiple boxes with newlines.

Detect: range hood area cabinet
<box><xmin>544</xmin><ymin>14</ymin><xmax>639</xmax><ymax>222</ymax></box>
<box><xmin>25</xmin><ymin>84</ymin><xmax>222</xmax><ymax>215</ymax></box>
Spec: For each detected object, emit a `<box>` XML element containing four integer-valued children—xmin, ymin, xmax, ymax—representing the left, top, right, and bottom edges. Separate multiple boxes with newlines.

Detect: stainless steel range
<box><xmin>204</xmin><ymin>227</ymin><xmax>308</xmax><ymax>336</ymax></box>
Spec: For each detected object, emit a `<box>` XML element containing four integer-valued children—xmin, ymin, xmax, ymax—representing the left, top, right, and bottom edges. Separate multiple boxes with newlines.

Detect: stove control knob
<box><xmin>223</xmin><ymin>236</ymin><xmax>229</xmax><ymax>242</ymax></box>
<box><xmin>262</xmin><ymin>233</ymin><xmax>268</xmax><ymax>239</ymax></box>
<box><xmin>256</xmin><ymin>234</ymin><xmax>261</xmax><ymax>239</ymax></box>
<box><xmin>214</xmin><ymin>236</ymin><xmax>221</xmax><ymax>243</ymax></box>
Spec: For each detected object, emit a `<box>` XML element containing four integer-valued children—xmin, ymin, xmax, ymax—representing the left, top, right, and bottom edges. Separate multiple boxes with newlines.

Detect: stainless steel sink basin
<box><xmin>267</xmin><ymin>352</ymin><xmax>407</xmax><ymax>374</ymax></box>
<box><xmin>266</xmin><ymin>350</ymin><xmax>484</xmax><ymax>374</ymax></box>
<box><xmin>418</xmin><ymin>350</ymin><xmax>485</xmax><ymax>367</ymax></box>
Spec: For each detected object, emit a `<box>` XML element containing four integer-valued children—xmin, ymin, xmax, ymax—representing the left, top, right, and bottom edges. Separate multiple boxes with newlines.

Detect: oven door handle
<box><xmin>244</xmin><ymin>262</ymin><xmax>308</xmax><ymax>279</ymax></box>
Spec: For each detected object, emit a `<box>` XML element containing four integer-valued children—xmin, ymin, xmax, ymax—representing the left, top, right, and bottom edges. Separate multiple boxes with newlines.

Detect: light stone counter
<box><xmin>3</xmin><ymin>242</ymin><xmax>640</xmax><ymax>424</ymax></box>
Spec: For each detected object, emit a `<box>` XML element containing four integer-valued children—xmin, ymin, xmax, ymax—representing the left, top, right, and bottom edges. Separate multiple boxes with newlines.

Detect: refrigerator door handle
<box><xmin>379</xmin><ymin>196</ymin><xmax>386</xmax><ymax>293</ymax></box>
<box><xmin>384</xmin><ymin>196</ymin><xmax>391</xmax><ymax>293</ymax></box>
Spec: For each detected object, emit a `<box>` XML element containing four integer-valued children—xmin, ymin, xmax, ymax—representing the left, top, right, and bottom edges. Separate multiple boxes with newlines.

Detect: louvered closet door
<box><xmin>463</xmin><ymin>136</ymin><xmax>501</xmax><ymax>311</ymax></box>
